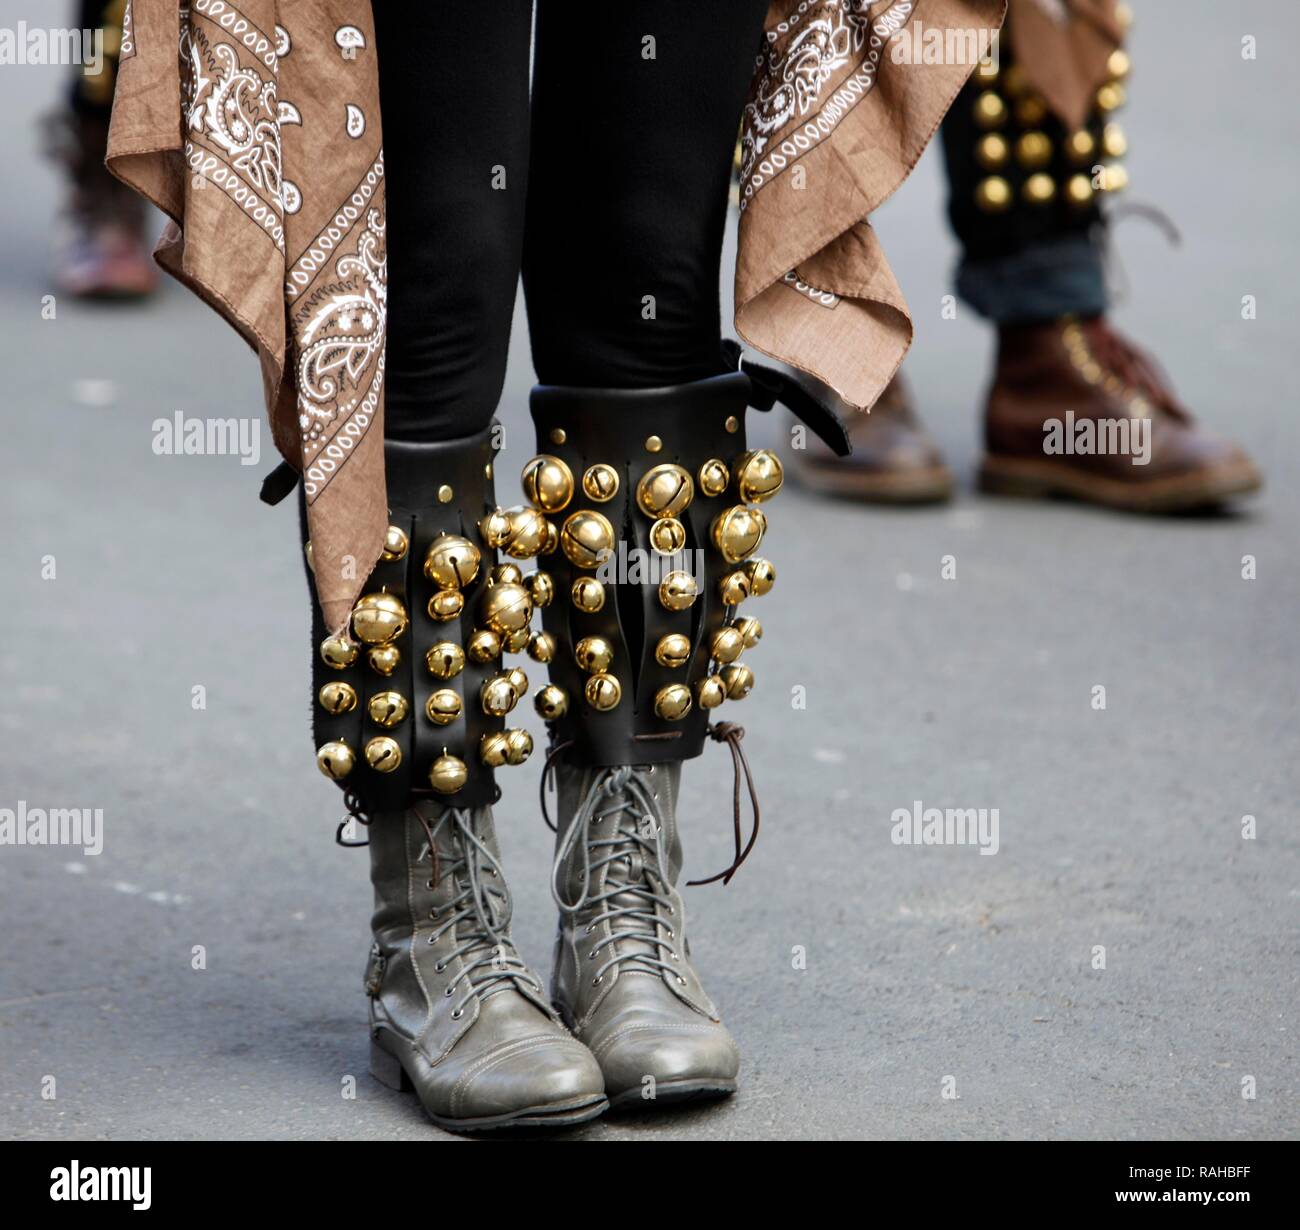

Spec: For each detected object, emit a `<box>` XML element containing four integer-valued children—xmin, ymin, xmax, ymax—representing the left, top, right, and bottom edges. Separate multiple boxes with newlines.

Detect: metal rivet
<box><xmin>484</xmin><ymin>462</ymin><xmax>493</xmax><ymax>480</ymax></box>
<box><xmin>645</xmin><ymin>435</ymin><xmax>663</xmax><ymax>453</ymax></box>
<box><xmin>724</xmin><ymin>416</ymin><xmax>739</xmax><ymax>433</ymax></box>
<box><xmin>550</xmin><ymin>427</ymin><xmax>567</xmax><ymax>445</ymax></box>
<box><xmin>437</xmin><ymin>484</ymin><xmax>453</xmax><ymax>503</ymax></box>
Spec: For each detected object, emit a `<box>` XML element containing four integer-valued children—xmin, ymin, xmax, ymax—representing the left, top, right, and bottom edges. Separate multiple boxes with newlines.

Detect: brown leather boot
<box><xmin>980</xmin><ymin>317</ymin><xmax>1261</xmax><ymax>512</ymax></box>
<box><xmin>787</xmin><ymin>373</ymin><xmax>953</xmax><ymax>503</ymax></box>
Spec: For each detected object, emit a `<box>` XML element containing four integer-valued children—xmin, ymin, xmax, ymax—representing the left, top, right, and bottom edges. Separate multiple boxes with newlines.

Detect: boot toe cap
<box><xmin>595</xmin><ymin>1021</ymin><xmax>740</xmax><ymax>1103</ymax></box>
<box><xmin>451</xmin><ymin>1035</ymin><xmax>606</xmax><ymax>1121</ymax></box>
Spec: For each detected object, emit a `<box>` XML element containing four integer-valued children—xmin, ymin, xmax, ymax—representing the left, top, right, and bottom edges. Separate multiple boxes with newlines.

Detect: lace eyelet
<box><xmin>592</xmin><ymin>975</ymin><xmax>603</xmax><ymax>986</ymax></box>
<box><xmin>588</xmin><ymin>950</ymin><xmax>597</xmax><ymax>960</ymax></box>
<box><xmin>426</xmin><ymin>880</ymin><xmax>435</xmax><ymax>890</ymax></box>
<box><xmin>444</xmin><ymin>986</ymin><xmax>454</xmax><ymax>996</ymax></box>
<box><xmin>451</xmin><ymin>1008</ymin><xmax>463</xmax><ymax>1020</ymax></box>
<box><xmin>676</xmin><ymin>976</ymin><xmax>686</xmax><ymax>986</ymax></box>
<box><xmin>434</xmin><ymin>962</ymin><xmax>445</xmax><ymax>973</ymax></box>
<box><xmin>426</xmin><ymin>935</ymin><xmax>435</xmax><ymax>945</ymax></box>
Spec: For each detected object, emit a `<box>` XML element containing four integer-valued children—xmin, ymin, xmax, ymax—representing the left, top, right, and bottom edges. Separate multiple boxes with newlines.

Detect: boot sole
<box><xmin>978</xmin><ymin>455</ymin><xmax>1262</xmax><ymax>512</ymax></box>
<box><xmin>370</xmin><ymin>1037</ymin><xmax>609</xmax><ymax>1132</ymax></box>
<box><xmin>609</xmin><ymin>1078</ymin><xmax>737</xmax><ymax>1111</ymax></box>
<box><xmin>791</xmin><ymin>461</ymin><xmax>955</xmax><ymax>504</ymax></box>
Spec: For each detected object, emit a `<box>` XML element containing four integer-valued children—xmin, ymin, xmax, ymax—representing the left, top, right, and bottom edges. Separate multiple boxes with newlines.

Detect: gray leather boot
<box><xmin>366</xmin><ymin>800</ymin><xmax>607</xmax><ymax>1130</ymax></box>
<box><xmin>549</xmin><ymin>761</ymin><xmax>739</xmax><ymax>1108</ymax></box>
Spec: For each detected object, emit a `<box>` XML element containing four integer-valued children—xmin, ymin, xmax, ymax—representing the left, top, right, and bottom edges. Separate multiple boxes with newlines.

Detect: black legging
<box><xmin>374</xmin><ymin>1</ymin><xmax>768</xmax><ymax>443</ymax></box>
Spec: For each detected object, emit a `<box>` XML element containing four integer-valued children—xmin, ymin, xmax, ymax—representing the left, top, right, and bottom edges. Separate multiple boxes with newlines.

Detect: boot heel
<box><xmin>370</xmin><ymin>1037</ymin><xmax>413</xmax><ymax>1092</ymax></box>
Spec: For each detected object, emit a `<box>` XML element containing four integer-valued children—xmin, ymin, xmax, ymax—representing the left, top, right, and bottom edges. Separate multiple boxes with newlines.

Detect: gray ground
<box><xmin>2</xmin><ymin>5</ymin><xmax>1297</xmax><ymax>1141</ymax></box>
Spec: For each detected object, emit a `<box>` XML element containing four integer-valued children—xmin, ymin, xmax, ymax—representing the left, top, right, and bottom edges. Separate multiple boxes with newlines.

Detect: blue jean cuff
<box><xmin>956</xmin><ymin>234</ymin><xmax>1109</xmax><ymax>325</ymax></box>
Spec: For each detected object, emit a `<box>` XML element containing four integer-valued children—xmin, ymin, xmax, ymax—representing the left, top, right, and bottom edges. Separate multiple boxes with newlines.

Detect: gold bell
<box><xmin>720</xmin><ymin>663</ymin><xmax>755</xmax><ymax>701</ymax></box>
<box><xmin>534</xmin><ymin>683</ymin><xmax>569</xmax><ymax>721</ymax></box>
<box><xmin>382</xmin><ymin>524</ymin><xmax>409</xmax><ymax>562</ymax></box>
<box><xmin>582</xmin><ymin>463</ymin><xmax>620</xmax><ymax>502</ymax></box>
<box><xmin>1065</xmin><ymin>173</ymin><xmax>1094</xmax><ymax>207</ymax></box>
<box><xmin>1015</xmin><ymin>95</ymin><xmax>1047</xmax><ymax>126</ymax></box>
<box><xmin>696</xmin><ymin>676</ymin><xmax>726</xmax><ymax>710</ymax></box>
<box><xmin>585</xmin><ymin>673</ymin><xmax>621</xmax><ymax>711</ymax></box>
<box><xmin>526</xmin><ymin>630</ymin><xmax>556</xmax><ymax>663</ymax></box>
<box><xmin>427</xmin><ymin>590</ymin><xmax>464</xmax><ymax>622</ymax></box>
<box><xmin>543</xmin><ymin>521</ymin><xmax>559</xmax><ymax>555</ymax></box>
<box><xmin>733</xmin><ymin>450</ymin><xmax>784</xmax><ymax>503</ymax></box>
<box><xmin>653</xmin><ymin>684</ymin><xmax>693</xmax><ymax>721</ymax></box>
<box><xmin>367</xmin><ymin>691</ymin><xmax>409</xmax><ymax>728</ymax></box>
<box><xmin>504</xmin><ymin>728</ymin><xmax>533</xmax><ymax>766</ymax></box>
<box><xmin>1023</xmin><ymin>173</ymin><xmax>1056</xmax><ymax>206</ymax></box>
<box><xmin>575</xmin><ymin>636</ymin><xmax>615</xmax><ymax>673</ymax></box>
<box><xmin>320</xmin><ymin>635</ymin><xmax>359</xmax><ymax>670</ymax></box>
<box><xmin>649</xmin><ymin>518</ymin><xmax>686</xmax><ymax>555</ymax></box>
<box><xmin>479</xmin><ymin>507</ymin><xmax>512</xmax><ymax>548</ymax></box>
<box><xmin>466</xmin><ymin>628</ymin><xmax>502</xmax><ymax>664</ymax></box>
<box><xmin>560</xmin><ymin>510</ymin><xmax>615</xmax><ymax>568</ymax></box>
<box><xmin>743</xmin><ymin>557</ymin><xmax>776</xmax><ymax>596</ymax></box>
<box><xmin>734</xmin><ymin>616</ymin><xmax>762</xmax><ymax>649</ymax></box>
<box><xmin>1107</xmin><ymin>49</ymin><xmax>1131</xmax><ymax>82</ymax></box>
<box><xmin>711</xmin><ymin>506</ymin><xmax>765</xmax><ymax>563</ymax></box>
<box><xmin>365</xmin><ymin>736</ymin><xmax>402</xmax><ymax>773</ymax></box>
<box><xmin>636</xmin><ymin>464</ymin><xmax>694</xmax><ymax>519</ymax></box>
<box><xmin>352</xmin><ymin>593</ymin><xmax>409</xmax><ymax>645</ymax></box>
<box><xmin>426</xmin><ymin>642</ymin><xmax>465</xmax><ymax>679</ymax></box>
<box><xmin>719</xmin><ymin>571</ymin><xmax>751</xmax><ymax>606</ymax></box>
<box><xmin>974</xmin><ymin>133</ymin><xmax>1009</xmax><ymax>171</ymax></box>
<box><xmin>659</xmin><ymin>570</ymin><xmax>698</xmax><ymax>611</ymax></box>
<box><xmin>655</xmin><ymin>633</ymin><xmax>692</xmax><ymax>669</ymax></box>
<box><xmin>520</xmin><ymin>454</ymin><xmax>575</xmax><ymax>513</ymax></box>
<box><xmin>480</xmin><ymin>581</ymin><xmax>533</xmax><ymax>635</ymax></box>
<box><xmin>1015</xmin><ymin>131</ymin><xmax>1052</xmax><ymax>170</ymax></box>
<box><xmin>481</xmin><ymin>674</ymin><xmax>519</xmax><ymax>717</ymax></box>
<box><xmin>1065</xmin><ymin>129</ymin><xmax>1096</xmax><ymax>164</ymax></box>
<box><xmin>528</xmin><ymin>571</ymin><xmax>554</xmax><ymax>607</ymax></box>
<box><xmin>973</xmin><ymin>90</ymin><xmax>1007</xmax><ymax>128</ymax></box>
<box><xmin>318</xmin><ymin>681</ymin><xmax>358</xmax><ymax>715</ymax></box>
<box><xmin>479</xmin><ymin>731</ymin><xmax>510</xmax><ymax>767</ymax></box>
<box><xmin>1099</xmin><ymin>164</ymin><xmax>1128</xmax><ymax>193</ymax></box>
<box><xmin>304</xmin><ymin>541</ymin><xmax>314</xmax><ymax>573</ymax></box>
<box><xmin>429</xmin><ymin>754</ymin><xmax>468</xmax><ymax>794</ymax></box>
<box><xmin>571</xmin><ymin>576</ymin><xmax>606</xmax><ymax>613</ymax></box>
<box><xmin>1102</xmin><ymin>122</ymin><xmax>1128</xmax><ymax>159</ymax></box>
<box><xmin>1096</xmin><ymin>82</ymin><xmax>1125</xmax><ymax>113</ymax></box>
<box><xmin>425</xmin><ymin>689</ymin><xmax>462</xmax><ymax>726</ymax></box>
<box><xmin>368</xmin><ymin>644</ymin><xmax>401</xmax><ymax>676</ymax></box>
<box><xmin>711</xmin><ymin>626</ymin><xmax>745</xmax><ymax>664</ymax></box>
<box><xmin>491</xmin><ymin>562</ymin><xmax>524</xmax><ymax>586</ymax></box>
<box><xmin>698</xmin><ymin>458</ymin><xmax>729</xmax><ymax>497</ymax></box>
<box><xmin>975</xmin><ymin>176</ymin><xmax>1012</xmax><ymax>213</ymax></box>
<box><xmin>316</xmin><ymin>740</ymin><xmax>355</xmax><ymax>780</ymax></box>
<box><xmin>505</xmin><ymin>666</ymin><xmax>529</xmax><ymax>698</ymax></box>
<box><xmin>502</xmin><ymin>505</ymin><xmax>549</xmax><ymax>560</ymax></box>
<box><xmin>504</xmin><ymin>627</ymin><xmax>531</xmax><ymax>654</ymax></box>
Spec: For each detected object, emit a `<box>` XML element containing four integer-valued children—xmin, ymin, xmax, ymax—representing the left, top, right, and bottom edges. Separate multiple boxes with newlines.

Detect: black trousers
<box><xmin>374</xmin><ymin>1</ymin><xmax>769</xmax><ymax>443</ymax></box>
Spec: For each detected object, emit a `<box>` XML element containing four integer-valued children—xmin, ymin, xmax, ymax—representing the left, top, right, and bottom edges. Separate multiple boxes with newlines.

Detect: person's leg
<box><xmin>518</xmin><ymin>0</ymin><xmax>769</xmax><ymax>1111</ymax></box>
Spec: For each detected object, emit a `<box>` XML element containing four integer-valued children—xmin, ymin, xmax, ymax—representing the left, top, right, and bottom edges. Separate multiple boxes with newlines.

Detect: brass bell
<box><xmin>655</xmin><ymin>633</ymin><xmax>692</xmax><ymax>669</ymax></box>
<box><xmin>504</xmin><ymin>728</ymin><xmax>533</xmax><ymax>766</ymax></box>
<box><xmin>424</xmin><ymin>534</ymin><xmax>481</xmax><ymax>589</ymax></box>
<box><xmin>711</xmin><ymin>626</ymin><xmax>745</xmax><ymax>664</ymax></box>
<box><xmin>505</xmin><ymin>666</ymin><xmax>529</xmax><ymax>698</ymax></box>
<box><xmin>1065</xmin><ymin>129</ymin><xmax>1096</xmax><ymax>164</ymax></box>
<box><xmin>1102</xmin><ymin>122</ymin><xmax>1127</xmax><ymax>159</ymax></box>
<box><xmin>1107</xmin><ymin>49</ymin><xmax>1131</xmax><ymax>82</ymax></box>
<box><xmin>654</xmin><ymin>684</ymin><xmax>692</xmax><ymax>721</ymax></box>
<box><xmin>368</xmin><ymin>644</ymin><xmax>401</xmax><ymax>676</ymax></box>
<box><xmin>316</xmin><ymin>740</ymin><xmax>355</xmax><ymax>779</ymax></box>
<box><xmin>320</xmin><ymin>635</ymin><xmax>359</xmax><ymax>670</ymax></box>
<box><xmin>649</xmin><ymin>518</ymin><xmax>686</xmax><ymax>555</ymax></box>
<box><xmin>733</xmin><ymin>450</ymin><xmax>784</xmax><ymax>503</ymax></box>
<box><xmin>1015</xmin><ymin>95</ymin><xmax>1047</xmax><ymax>126</ymax></box>
<box><xmin>382</xmin><ymin>524</ymin><xmax>409</xmax><ymax>562</ymax></box>
<box><xmin>719</xmin><ymin>571</ymin><xmax>751</xmax><ymax>606</ymax></box>
<box><xmin>743</xmin><ymin>557</ymin><xmax>776</xmax><ymax>596</ymax></box>
<box><xmin>426</xmin><ymin>641</ymin><xmax>465</xmax><ymax>679</ymax></box>
<box><xmin>974</xmin><ymin>176</ymin><xmax>1012</xmax><ymax>213</ymax></box>
<box><xmin>543</xmin><ymin>520</ymin><xmax>559</xmax><ymax>555</ymax></box>
<box><xmin>481</xmin><ymin>674</ymin><xmax>519</xmax><ymax>717</ymax></box>
<box><xmin>711</xmin><ymin>506</ymin><xmax>765</xmax><ymax>563</ymax></box>
<box><xmin>527</xmin><ymin>630</ymin><xmax>556</xmax><ymax>663</ymax></box>
<box><xmin>367</xmin><ymin>691</ymin><xmax>409</xmax><ymax>728</ymax></box>
<box><xmin>1096</xmin><ymin>82</ymin><xmax>1125</xmax><ymax>113</ymax></box>
<box><xmin>974</xmin><ymin>133</ymin><xmax>1009</xmax><ymax>171</ymax></box>
<box><xmin>528</xmin><ymin>571</ymin><xmax>554</xmax><ymax>608</ymax></box>
<box><xmin>425</xmin><ymin>689</ymin><xmax>462</xmax><ymax>726</ymax></box>
<box><xmin>466</xmin><ymin>628</ymin><xmax>502</xmax><ymax>664</ymax></box>
<box><xmin>480</xmin><ymin>581</ymin><xmax>533</xmax><ymax>635</ymax></box>
<box><xmin>534</xmin><ymin>683</ymin><xmax>569</xmax><ymax>721</ymax></box>
<box><xmin>365</xmin><ymin>736</ymin><xmax>402</xmax><ymax>773</ymax></box>
<box><xmin>635</xmin><ymin>464</ymin><xmax>694</xmax><ymax>519</ymax></box>
<box><xmin>492</xmin><ymin>562</ymin><xmax>524</xmax><ymax>586</ymax></box>
<box><xmin>696</xmin><ymin>676</ymin><xmax>726</xmax><ymax>710</ymax></box>
<box><xmin>720</xmin><ymin>664</ymin><xmax>754</xmax><ymax>701</ymax></box>
<box><xmin>427</xmin><ymin>590</ymin><xmax>464</xmax><ymax>622</ymax></box>
<box><xmin>698</xmin><ymin>458</ymin><xmax>729</xmax><ymax>497</ymax></box>
<box><xmin>571</xmin><ymin>576</ymin><xmax>606</xmax><ymax>612</ymax></box>
<box><xmin>659</xmin><ymin>570</ymin><xmax>698</xmax><ymax>611</ymax></box>
<box><xmin>1065</xmin><ymin>173</ymin><xmax>1094</xmax><ymax>207</ymax></box>
<box><xmin>1023</xmin><ymin>173</ymin><xmax>1056</xmax><ymax>206</ymax></box>
<box><xmin>502</xmin><ymin>505</ymin><xmax>548</xmax><ymax>559</ymax></box>
<box><xmin>734</xmin><ymin>615</ymin><xmax>762</xmax><ymax>649</ymax></box>
<box><xmin>1099</xmin><ymin>164</ymin><xmax>1128</xmax><ymax>193</ymax></box>
<box><xmin>352</xmin><ymin>592</ymin><xmax>409</xmax><ymax>645</ymax></box>
<box><xmin>429</xmin><ymin>754</ymin><xmax>468</xmax><ymax>794</ymax></box>
<box><xmin>520</xmin><ymin>454</ymin><xmax>575</xmax><ymax>513</ymax></box>
<box><xmin>1015</xmin><ymin>131</ymin><xmax>1052</xmax><ymax>170</ymax></box>
<box><xmin>480</xmin><ymin>507</ymin><xmax>512</xmax><ymax>548</ymax></box>
<box><xmin>973</xmin><ymin>90</ymin><xmax>1007</xmax><ymax>128</ymax></box>
<box><xmin>504</xmin><ymin>627</ymin><xmax>531</xmax><ymax>654</ymax></box>
<box><xmin>560</xmin><ymin>510</ymin><xmax>615</xmax><ymax>568</ymax></box>
<box><xmin>479</xmin><ymin>731</ymin><xmax>510</xmax><ymax>767</ymax></box>
<box><xmin>318</xmin><ymin>681</ymin><xmax>358</xmax><ymax>715</ymax></box>
<box><xmin>304</xmin><ymin>541</ymin><xmax>315</xmax><ymax>573</ymax></box>
<box><xmin>584</xmin><ymin>672</ymin><xmax>622</xmax><ymax>711</ymax></box>
<box><xmin>582</xmin><ymin>463</ymin><xmax>620</xmax><ymax>502</ymax></box>
<box><xmin>575</xmin><ymin>636</ymin><xmax>615</xmax><ymax>673</ymax></box>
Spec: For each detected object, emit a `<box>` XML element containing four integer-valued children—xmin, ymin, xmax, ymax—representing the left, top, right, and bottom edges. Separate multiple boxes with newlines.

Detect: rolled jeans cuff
<box><xmin>955</xmin><ymin>234</ymin><xmax>1109</xmax><ymax>325</ymax></box>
